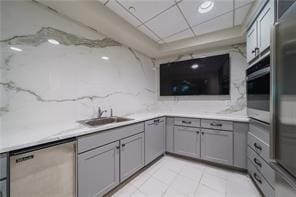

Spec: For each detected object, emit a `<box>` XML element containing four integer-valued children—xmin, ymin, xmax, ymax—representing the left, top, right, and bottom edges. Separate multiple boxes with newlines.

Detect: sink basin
<box><xmin>78</xmin><ymin>116</ymin><xmax>133</xmax><ymax>127</ymax></box>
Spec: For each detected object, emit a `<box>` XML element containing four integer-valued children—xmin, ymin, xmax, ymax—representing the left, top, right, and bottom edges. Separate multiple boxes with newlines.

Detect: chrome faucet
<box><xmin>97</xmin><ymin>107</ymin><xmax>107</xmax><ymax>118</ymax></box>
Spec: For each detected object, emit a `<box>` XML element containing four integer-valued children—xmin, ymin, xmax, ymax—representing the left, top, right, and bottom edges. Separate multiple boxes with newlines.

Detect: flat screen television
<box><xmin>160</xmin><ymin>54</ymin><xmax>230</xmax><ymax>96</ymax></box>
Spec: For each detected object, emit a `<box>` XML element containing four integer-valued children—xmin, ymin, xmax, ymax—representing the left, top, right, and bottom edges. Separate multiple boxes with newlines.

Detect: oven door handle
<box><xmin>247</xmin><ymin>67</ymin><xmax>270</xmax><ymax>81</ymax></box>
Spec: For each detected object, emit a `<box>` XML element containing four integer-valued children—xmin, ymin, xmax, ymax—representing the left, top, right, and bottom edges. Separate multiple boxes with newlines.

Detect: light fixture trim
<box><xmin>10</xmin><ymin>46</ymin><xmax>23</xmax><ymax>52</ymax></box>
<box><xmin>198</xmin><ymin>1</ymin><xmax>214</xmax><ymax>14</ymax></box>
<box><xmin>48</xmin><ymin>39</ymin><xmax>60</xmax><ymax>45</ymax></box>
<box><xmin>101</xmin><ymin>56</ymin><xmax>109</xmax><ymax>60</ymax></box>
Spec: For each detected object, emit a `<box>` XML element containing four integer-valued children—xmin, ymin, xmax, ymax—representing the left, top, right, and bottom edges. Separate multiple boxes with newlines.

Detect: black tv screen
<box><xmin>160</xmin><ymin>54</ymin><xmax>230</xmax><ymax>96</ymax></box>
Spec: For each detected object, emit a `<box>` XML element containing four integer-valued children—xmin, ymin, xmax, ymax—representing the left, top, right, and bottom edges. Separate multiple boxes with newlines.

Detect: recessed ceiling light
<box><xmin>48</xmin><ymin>39</ymin><xmax>60</xmax><ymax>45</ymax></box>
<box><xmin>128</xmin><ymin>6</ymin><xmax>136</xmax><ymax>13</ymax></box>
<box><xmin>198</xmin><ymin>1</ymin><xmax>214</xmax><ymax>14</ymax></box>
<box><xmin>191</xmin><ymin>64</ymin><xmax>199</xmax><ymax>69</ymax></box>
<box><xmin>10</xmin><ymin>46</ymin><xmax>23</xmax><ymax>52</ymax></box>
<box><xmin>101</xmin><ymin>56</ymin><xmax>109</xmax><ymax>60</ymax></box>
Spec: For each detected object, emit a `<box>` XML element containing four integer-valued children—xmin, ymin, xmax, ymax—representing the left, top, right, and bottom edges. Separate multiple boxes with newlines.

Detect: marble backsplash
<box><xmin>0</xmin><ymin>1</ymin><xmax>247</xmax><ymax>134</ymax></box>
<box><xmin>0</xmin><ymin>1</ymin><xmax>157</xmax><ymax>132</ymax></box>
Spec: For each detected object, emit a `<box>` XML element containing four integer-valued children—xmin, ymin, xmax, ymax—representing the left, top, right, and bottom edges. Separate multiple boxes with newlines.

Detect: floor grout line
<box><xmin>113</xmin><ymin>156</ymin><xmax>259</xmax><ymax>197</ymax></box>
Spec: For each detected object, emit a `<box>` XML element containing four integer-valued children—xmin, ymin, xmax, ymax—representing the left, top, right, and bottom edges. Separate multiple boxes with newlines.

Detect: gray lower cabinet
<box><xmin>120</xmin><ymin>133</ymin><xmax>144</xmax><ymax>182</ymax></box>
<box><xmin>165</xmin><ymin>117</ymin><xmax>174</xmax><ymax>153</ymax></box>
<box><xmin>233</xmin><ymin>122</ymin><xmax>249</xmax><ymax>169</ymax></box>
<box><xmin>78</xmin><ymin>141</ymin><xmax>120</xmax><ymax>197</ymax></box>
<box><xmin>201</xmin><ymin>129</ymin><xmax>233</xmax><ymax>165</ymax></box>
<box><xmin>0</xmin><ymin>154</ymin><xmax>7</xmax><ymax>180</ymax></box>
<box><xmin>174</xmin><ymin>126</ymin><xmax>201</xmax><ymax>158</ymax></box>
<box><xmin>0</xmin><ymin>153</ymin><xmax>7</xmax><ymax>197</ymax></box>
<box><xmin>145</xmin><ymin>118</ymin><xmax>165</xmax><ymax>164</ymax></box>
<box><xmin>0</xmin><ymin>180</ymin><xmax>7</xmax><ymax>197</ymax></box>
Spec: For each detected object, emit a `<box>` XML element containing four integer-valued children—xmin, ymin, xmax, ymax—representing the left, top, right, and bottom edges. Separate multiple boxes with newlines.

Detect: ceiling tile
<box><xmin>117</xmin><ymin>0</ymin><xmax>176</xmax><ymax>22</ymax></box>
<box><xmin>164</xmin><ymin>28</ymin><xmax>194</xmax><ymax>42</ymax></box>
<box><xmin>144</xmin><ymin>6</ymin><xmax>189</xmax><ymax>39</ymax></box>
<box><xmin>106</xmin><ymin>0</ymin><xmax>142</xmax><ymax>27</ymax></box>
<box><xmin>235</xmin><ymin>3</ymin><xmax>252</xmax><ymax>26</ymax></box>
<box><xmin>178</xmin><ymin>0</ymin><xmax>234</xmax><ymax>27</ymax></box>
<box><xmin>137</xmin><ymin>25</ymin><xmax>160</xmax><ymax>41</ymax></box>
<box><xmin>235</xmin><ymin>0</ymin><xmax>254</xmax><ymax>8</ymax></box>
<box><xmin>193</xmin><ymin>12</ymin><xmax>233</xmax><ymax>36</ymax></box>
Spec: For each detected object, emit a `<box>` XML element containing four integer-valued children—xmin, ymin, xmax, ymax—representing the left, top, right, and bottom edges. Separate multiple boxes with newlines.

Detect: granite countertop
<box><xmin>0</xmin><ymin>112</ymin><xmax>249</xmax><ymax>153</ymax></box>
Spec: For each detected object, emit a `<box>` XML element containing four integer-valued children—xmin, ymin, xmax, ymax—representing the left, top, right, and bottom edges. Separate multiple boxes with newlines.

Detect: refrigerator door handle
<box><xmin>270</xmin><ymin>22</ymin><xmax>279</xmax><ymax>160</ymax></box>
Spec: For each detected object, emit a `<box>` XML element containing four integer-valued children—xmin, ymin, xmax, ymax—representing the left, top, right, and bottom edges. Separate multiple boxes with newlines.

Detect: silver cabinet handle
<box><xmin>253</xmin><ymin>173</ymin><xmax>262</xmax><ymax>184</ymax></box>
<box><xmin>182</xmin><ymin>120</ymin><xmax>192</xmax><ymax>124</ymax></box>
<box><xmin>254</xmin><ymin>143</ymin><xmax>262</xmax><ymax>151</ymax></box>
<box><xmin>210</xmin><ymin>123</ymin><xmax>222</xmax><ymax>127</ymax></box>
<box><xmin>16</xmin><ymin>154</ymin><xmax>34</xmax><ymax>163</ymax></box>
<box><xmin>253</xmin><ymin>158</ymin><xmax>262</xmax><ymax>167</ymax></box>
<box><xmin>196</xmin><ymin>131</ymin><xmax>200</xmax><ymax>134</ymax></box>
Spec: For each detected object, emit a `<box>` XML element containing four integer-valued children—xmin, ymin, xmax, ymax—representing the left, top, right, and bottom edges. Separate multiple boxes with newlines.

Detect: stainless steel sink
<box><xmin>78</xmin><ymin>116</ymin><xmax>133</xmax><ymax>127</ymax></box>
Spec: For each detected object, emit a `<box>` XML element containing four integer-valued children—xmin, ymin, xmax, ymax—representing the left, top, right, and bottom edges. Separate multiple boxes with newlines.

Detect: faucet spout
<box><xmin>97</xmin><ymin>107</ymin><xmax>107</xmax><ymax>118</ymax></box>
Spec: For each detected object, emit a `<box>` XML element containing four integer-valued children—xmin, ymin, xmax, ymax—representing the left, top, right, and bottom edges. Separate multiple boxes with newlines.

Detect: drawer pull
<box><xmin>201</xmin><ymin>132</ymin><xmax>204</xmax><ymax>135</ymax></box>
<box><xmin>210</xmin><ymin>123</ymin><xmax>222</xmax><ymax>127</ymax></box>
<box><xmin>154</xmin><ymin>119</ymin><xmax>160</xmax><ymax>124</ymax></box>
<box><xmin>122</xmin><ymin>144</ymin><xmax>125</xmax><ymax>147</ymax></box>
<box><xmin>253</xmin><ymin>173</ymin><xmax>262</xmax><ymax>184</ymax></box>
<box><xmin>182</xmin><ymin>120</ymin><xmax>192</xmax><ymax>124</ymax></box>
<box><xmin>196</xmin><ymin>131</ymin><xmax>200</xmax><ymax>134</ymax></box>
<box><xmin>253</xmin><ymin>143</ymin><xmax>262</xmax><ymax>151</ymax></box>
<box><xmin>116</xmin><ymin>146</ymin><xmax>120</xmax><ymax>149</ymax></box>
<box><xmin>253</xmin><ymin>158</ymin><xmax>262</xmax><ymax>167</ymax></box>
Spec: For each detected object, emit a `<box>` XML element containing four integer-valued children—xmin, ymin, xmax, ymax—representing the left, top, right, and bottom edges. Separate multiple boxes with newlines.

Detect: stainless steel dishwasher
<box><xmin>10</xmin><ymin>140</ymin><xmax>76</xmax><ymax>197</ymax></box>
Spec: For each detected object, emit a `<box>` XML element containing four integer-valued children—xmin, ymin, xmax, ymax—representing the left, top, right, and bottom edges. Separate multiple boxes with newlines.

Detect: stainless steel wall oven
<box><xmin>247</xmin><ymin>55</ymin><xmax>271</xmax><ymax>123</ymax></box>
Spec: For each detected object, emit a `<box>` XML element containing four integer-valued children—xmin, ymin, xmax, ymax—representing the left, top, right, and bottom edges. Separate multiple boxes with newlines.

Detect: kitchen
<box><xmin>0</xmin><ymin>0</ymin><xmax>295</xmax><ymax>197</ymax></box>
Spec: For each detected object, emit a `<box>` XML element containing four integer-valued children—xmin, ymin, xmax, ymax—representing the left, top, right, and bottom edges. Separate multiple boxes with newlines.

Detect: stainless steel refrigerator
<box><xmin>271</xmin><ymin>1</ymin><xmax>296</xmax><ymax>196</ymax></box>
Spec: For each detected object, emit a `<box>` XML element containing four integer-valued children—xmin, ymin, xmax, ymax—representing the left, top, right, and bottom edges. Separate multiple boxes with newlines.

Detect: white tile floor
<box><xmin>112</xmin><ymin>155</ymin><xmax>261</xmax><ymax>197</ymax></box>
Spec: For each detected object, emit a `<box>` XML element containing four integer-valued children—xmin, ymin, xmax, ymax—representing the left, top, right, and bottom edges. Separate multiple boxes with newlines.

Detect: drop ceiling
<box><xmin>100</xmin><ymin>0</ymin><xmax>254</xmax><ymax>44</ymax></box>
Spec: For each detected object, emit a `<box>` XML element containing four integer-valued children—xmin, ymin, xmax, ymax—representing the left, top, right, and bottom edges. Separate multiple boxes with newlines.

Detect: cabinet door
<box><xmin>145</xmin><ymin>118</ymin><xmax>165</xmax><ymax>164</ymax></box>
<box><xmin>78</xmin><ymin>141</ymin><xmax>119</xmax><ymax>197</ymax></box>
<box><xmin>233</xmin><ymin>122</ymin><xmax>248</xmax><ymax>169</ymax></box>
<box><xmin>174</xmin><ymin>126</ymin><xmax>201</xmax><ymax>158</ymax></box>
<box><xmin>247</xmin><ymin>22</ymin><xmax>258</xmax><ymax>63</ymax></box>
<box><xmin>166</xmin><ymin>117</ymin><xmax>175</xmax><ymax>153</ymax></box>
<box><xmin>120</xmin><ymin>133</ymin><xmax>144</xmax><ymax>182</ymax></box>
<box><xmin>0</xmin><ymin>180</ymin><xmax>7</xmax><ymax>197</ymax></box>
<box><xmin>258</xmin><ymin>1</ymin><xmax>273</xmax><ymax>53</ymax></box>
<box><xmin>201</xmin><ymin>129</ymin><xmax>233</xmax><ymax>165</ymax></box>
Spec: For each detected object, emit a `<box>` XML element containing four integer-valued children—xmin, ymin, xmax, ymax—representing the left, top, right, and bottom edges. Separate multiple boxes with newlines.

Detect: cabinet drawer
<box><xmin>78</xmin><ymin>123</ymin><xmax>144</xmax><ymax>153</ymax></box>
<box><xmin>250</xmin><ymin>119</ymin><xmax>270</xmax><ymax>145</ymax></box>
<box><xmin>146</xmin><ymin>117</ymin><xmax>165</xmax><ymax>126</ymax></box>
<box><xmin>0</xmin><ymin>180</ymin><xmax>7</xmax><ymax>197</ymax></box>
<box><xmin>174</xmin><ymin>117</ymin><xmax>200</xmax><ymax>127</ymax></box>
<box><xmin>248</xmin><ymin>159</ymin><xmax>274</xmax><ymax>197</ymax></box>
<box><xmin>248</xmin><ymin>132</ymin><xmax>270</xmax><ymax>162</ymax></box>
<box><xmin>248</xmin><ymin>147</ymin><xmax>275</xmax><ymax>187</ymax></box>
<box><xmin>0</xmin><ymin>154</ymin><xmax>7</xmax><ymax>179</ymax></box>
<box><xmin>201</xmin><ymin>119</ymin><xmax>233</xmax><ymax>131</ymax></box>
